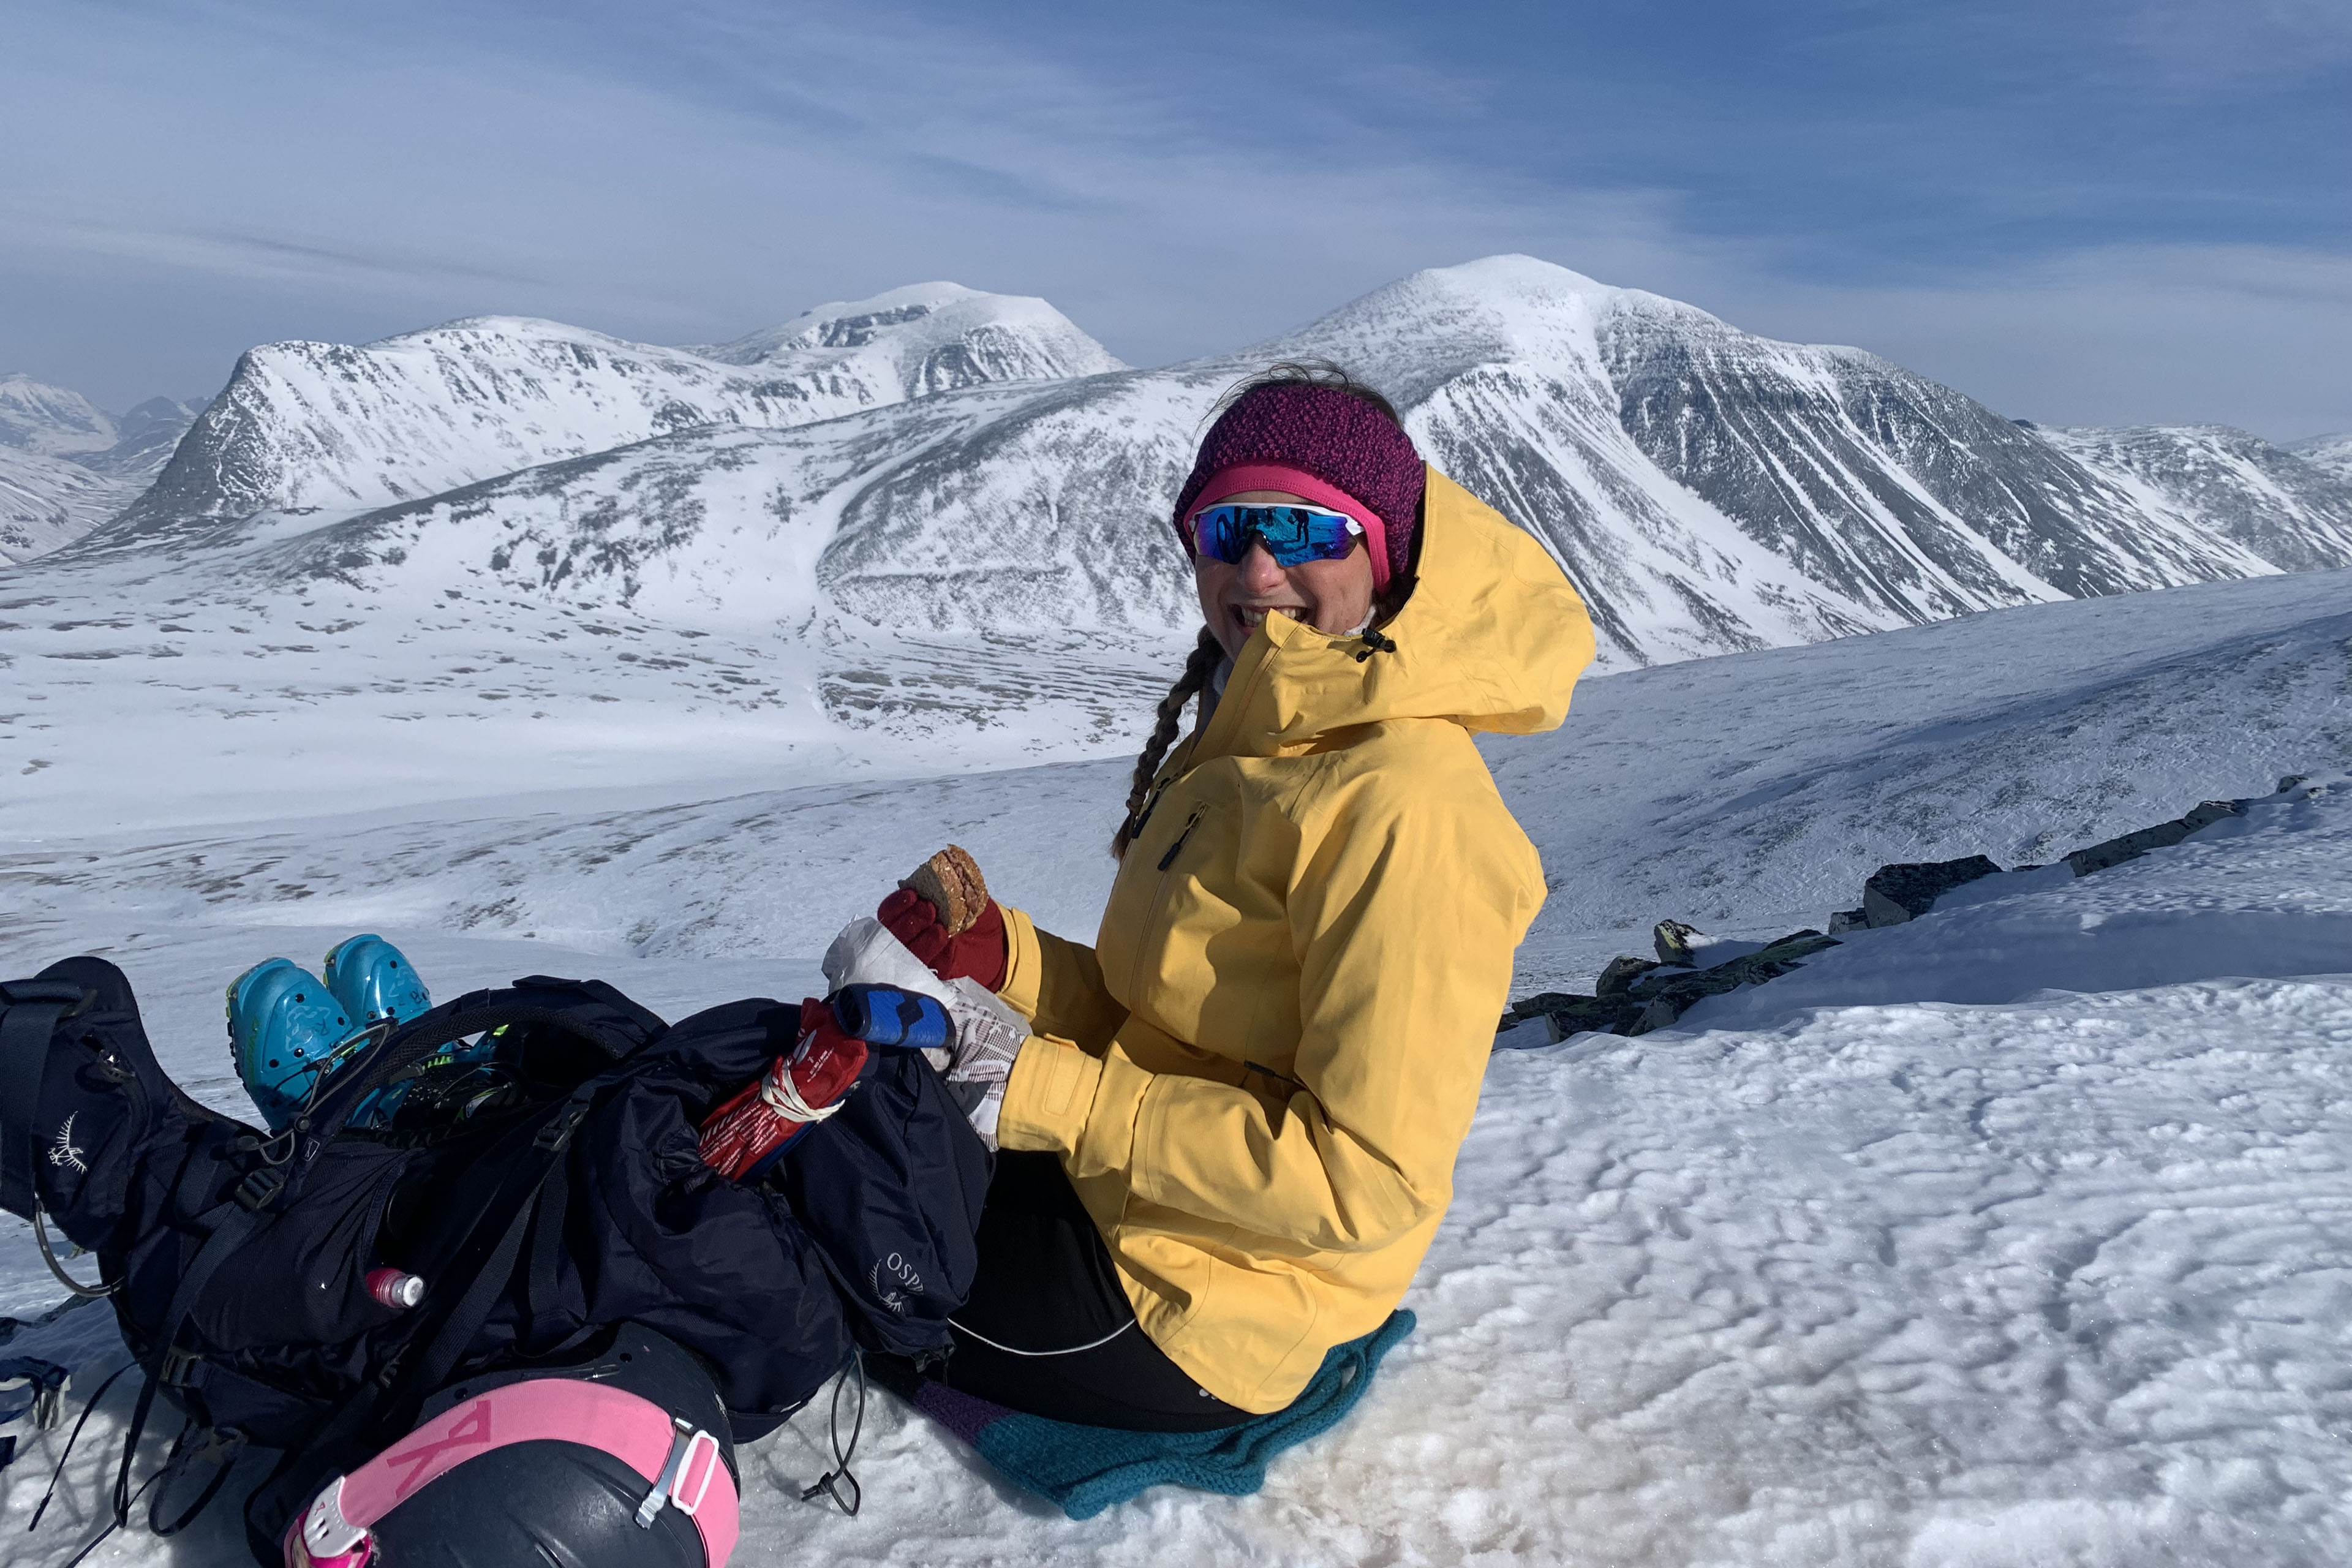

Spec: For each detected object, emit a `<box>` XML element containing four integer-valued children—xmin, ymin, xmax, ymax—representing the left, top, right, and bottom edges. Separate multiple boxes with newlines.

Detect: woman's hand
<box><xmin>876</xmin><ymin>886</ymin><xmax>1008</xmax><ymax>992</ymax></box>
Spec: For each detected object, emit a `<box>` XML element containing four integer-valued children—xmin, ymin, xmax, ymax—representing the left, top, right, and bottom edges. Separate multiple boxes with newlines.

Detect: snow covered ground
<box><xmin>4</xmin><ymin>567</ymin><xmax>2350</xmax><ymax>1565</ymax></box>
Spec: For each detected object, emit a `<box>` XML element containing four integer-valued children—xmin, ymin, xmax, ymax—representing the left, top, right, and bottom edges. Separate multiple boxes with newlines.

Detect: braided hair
<box><xmin>1111</xmin><ymin>625</ymin><xmax>1224</xmax><ymax>859</ymax></box>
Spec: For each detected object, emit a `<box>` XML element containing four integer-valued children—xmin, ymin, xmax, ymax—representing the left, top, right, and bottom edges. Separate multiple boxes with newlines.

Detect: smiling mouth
<box><xmin>1235</xmin><ymin>604</ymin><xmax>1307</xmax><ymax>631</ymax></box>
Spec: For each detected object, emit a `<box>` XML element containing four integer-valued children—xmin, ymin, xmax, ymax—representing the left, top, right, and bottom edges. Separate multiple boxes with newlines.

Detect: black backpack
<box><xmin>0</xmin><ymin>954</ymin><xmax>989</xmax><ymax>1563</ymax></box>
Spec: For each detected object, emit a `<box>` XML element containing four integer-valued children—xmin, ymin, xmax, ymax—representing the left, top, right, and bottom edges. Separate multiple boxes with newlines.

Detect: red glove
<box><xmin>698</xmin><ymin>999</ymin><xmax>869</xmax><ymax>1182</ymax></box>
<box><xmin>877</xmin><ymin>886</ymin><xmax>1009</xmax><ymax>992</ymax></box>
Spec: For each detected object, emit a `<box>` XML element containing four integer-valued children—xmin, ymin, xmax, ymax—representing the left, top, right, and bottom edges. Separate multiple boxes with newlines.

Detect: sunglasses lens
<box><xmin>1189</xmin><ymin>507</ymin><xmax>1356</xmax><ymax>566</ymax></box>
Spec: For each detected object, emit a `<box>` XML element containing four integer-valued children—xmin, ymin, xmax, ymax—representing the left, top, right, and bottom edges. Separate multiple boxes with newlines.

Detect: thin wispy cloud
<box><xmin>2</xmin><ymin>211</ymin><xmax>549</xmax><ymax>296</ymax></box>
<box><xmin>1</xmin><ymin>0</ymin><xmax>2343</xmax><ymax>437</ymax></box>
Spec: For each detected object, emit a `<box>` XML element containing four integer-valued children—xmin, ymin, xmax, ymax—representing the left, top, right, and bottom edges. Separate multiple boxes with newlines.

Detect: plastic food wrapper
<box><xmin>696</xmin><ymin>1010</ymin><xmax>869</xmax><ymax>1183</ymax></box>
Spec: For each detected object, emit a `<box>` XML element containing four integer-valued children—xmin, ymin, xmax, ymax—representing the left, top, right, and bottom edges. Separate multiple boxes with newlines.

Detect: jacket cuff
<box><xmin>997</xmin><ymin>1034</ymin><xmax>1098</xmax><ymax>1155</ymax></box>
<box><xmin>995</xmin><ymin>903</ymin><xmax>1045</xmax><ymax>1021</ymax></box>
<box><xmin>997</xmin><ymin>1035</ymin><xmax>1152</xmax><ymax>1175</ymax></box>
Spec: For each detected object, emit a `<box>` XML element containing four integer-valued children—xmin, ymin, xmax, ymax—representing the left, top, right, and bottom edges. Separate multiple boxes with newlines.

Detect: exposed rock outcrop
<box><xmin>1504</xmin><ymin>774</ymin><xmax>2322</xmax><ymax>1046</ymax></box>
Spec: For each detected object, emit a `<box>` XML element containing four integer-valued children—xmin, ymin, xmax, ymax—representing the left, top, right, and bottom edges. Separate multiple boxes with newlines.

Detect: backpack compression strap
<box><xmin>247</xmin><ymin>1077</ymin><xmax>606</xmax><ymax>1544</ymax></box>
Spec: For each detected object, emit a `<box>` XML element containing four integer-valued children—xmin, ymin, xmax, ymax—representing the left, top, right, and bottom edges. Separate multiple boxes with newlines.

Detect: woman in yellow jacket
<box><xmin>879</xmin><ymin>363</ymin><xmax>1594</xmax><ymax>1429</ymax></box>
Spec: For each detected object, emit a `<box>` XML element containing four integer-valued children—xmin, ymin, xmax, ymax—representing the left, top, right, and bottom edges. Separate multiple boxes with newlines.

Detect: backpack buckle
<box><xmin>532</xmin><ymin>1102</ymin><xmax>588</xmax><ymax>1153</ymax></box>
<box><xmin>157</xmin><ymin>1345</ymin><xmax>206</xmax><ymax>1389</ymax></box>
<box><xmin>234</xmin><ymin>1165</ymin><xmax>285</xmax><ymax>1211</ymax></box>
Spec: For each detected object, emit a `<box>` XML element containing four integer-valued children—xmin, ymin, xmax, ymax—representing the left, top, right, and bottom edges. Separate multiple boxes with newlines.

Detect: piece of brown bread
<box><xmin>900</xmin><ymin>845</ymin><xmax>989</xmax><ymax>936</ymax></box>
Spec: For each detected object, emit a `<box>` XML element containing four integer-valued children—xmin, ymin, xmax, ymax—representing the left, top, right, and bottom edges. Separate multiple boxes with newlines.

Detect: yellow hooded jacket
<box><xmin>992</xmin><ymin>469</ymin><xmax>1594</xmax><ymax>1412</ymax></box>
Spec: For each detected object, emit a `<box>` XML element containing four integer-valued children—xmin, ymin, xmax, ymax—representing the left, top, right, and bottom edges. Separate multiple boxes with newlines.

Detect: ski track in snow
<box><xmin>5</xmin><ymin>571</ymin><xmax>2352</xmax><ymax>1565</ymax></box>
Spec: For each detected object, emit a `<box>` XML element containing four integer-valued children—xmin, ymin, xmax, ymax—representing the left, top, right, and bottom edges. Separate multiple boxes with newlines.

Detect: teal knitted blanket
<box><xmin>887</xmin><ymin>1310</ymin><xmax>1414</xmax><ymax>1520</ymax></box>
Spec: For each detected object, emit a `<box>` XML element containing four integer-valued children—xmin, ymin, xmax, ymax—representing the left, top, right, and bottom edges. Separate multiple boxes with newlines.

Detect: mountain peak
<box><xmin>689</xmin><ymin>284</ymin><xmax>1124</xmax><ymax>384</ymax></box>
<box><xmin>107</xmin><ymin>284</ymin><xmax>1128</xmax><ymax>533</ymax></box>
<box><xmin>1242</xmin><ymin>255</ymin><xmax>1751</xmax><ymax>406</ymax></box>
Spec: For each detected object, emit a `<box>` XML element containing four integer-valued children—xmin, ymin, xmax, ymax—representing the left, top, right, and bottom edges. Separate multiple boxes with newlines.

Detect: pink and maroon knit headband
<box><xmin>1171</xmin><ymin>383</ymin><xmax>1425</xmax><ymax>588</ymax></box>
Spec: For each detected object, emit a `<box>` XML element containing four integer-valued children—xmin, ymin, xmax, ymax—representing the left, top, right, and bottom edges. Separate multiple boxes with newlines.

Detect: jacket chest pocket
<box><xmin>1101</xmin><ymin>797</ymin><xmax>1224</xmax><ymax>1004</ymax></box>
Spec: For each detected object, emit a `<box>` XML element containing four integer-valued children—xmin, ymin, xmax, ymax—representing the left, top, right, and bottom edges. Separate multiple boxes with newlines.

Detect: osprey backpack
<box><xmin>0</xmin><ymin>953</ymin><xmax>989</xmax><ymax>1563</ymax></box>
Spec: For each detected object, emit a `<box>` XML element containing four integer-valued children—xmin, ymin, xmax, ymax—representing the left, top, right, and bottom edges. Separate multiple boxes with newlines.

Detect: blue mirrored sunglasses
<box><xmin>1185</xmin><ymin>504</ymin><xmax>1364</xmax><ymax>567</ymax></box>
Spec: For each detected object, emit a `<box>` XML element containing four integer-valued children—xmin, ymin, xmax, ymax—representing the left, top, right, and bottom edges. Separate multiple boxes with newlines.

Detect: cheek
<box><xmin>1195</xmin><ymin>560</ymin><xmax>1238</xmax><ymax>627</ymax></box>
<box><xmin>1296</xmin><ymin>556</ymin><xmax>1374</xmax><ymax>622</ymax></box>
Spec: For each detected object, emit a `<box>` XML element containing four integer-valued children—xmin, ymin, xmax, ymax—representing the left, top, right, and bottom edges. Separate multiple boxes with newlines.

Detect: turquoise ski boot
<box><xmin>322</xmin><ymin>933</ymin><xmax>433</xmax><ymax>1030</ymax></box>
<box><xmin>227</xmin><ymin>959</ymin><xmax>356</xmax><ymax>1131</ymax></box>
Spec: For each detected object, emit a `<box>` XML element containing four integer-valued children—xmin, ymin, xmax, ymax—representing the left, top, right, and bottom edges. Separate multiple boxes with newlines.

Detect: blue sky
<box><xmin>2</xmin><ymin>0</ymin><xmax>2346</xmax><ymax>436</ymax></box>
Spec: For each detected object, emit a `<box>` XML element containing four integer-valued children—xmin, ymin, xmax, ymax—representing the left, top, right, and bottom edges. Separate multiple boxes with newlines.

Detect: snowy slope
<box><xmin>74</xmin><ymin>395</ymin><xmax>208</xmax><ymax>484</ymax></box>
<box><xmin>0</xmin><ymin>383</ymin><xmax>206</xmax><ymax>557</ymax></box>
<box><xmin>1604</xmin><ymin>312</ymin><xmax>2296</xmax><ymax>606</ymax></box>
<box><xmin>1490</xmin><ymin>564</ymin><xmax>2352</xmax><ymax>990</ymax></box>
<box><xmin>2288</xmin><ymin>431</ymin><xmax>2352</xmax><ymax>482</ymax></box>
<box><xmin>106</xmin><ymin>284</ymin><xmax>1123</xmax><ymax>537</ymax></box>
<box><xmin>9</xmin><ymin>566</ymin><xmax>2339</xmax><ymax>997</ymax></box>
<box><xmin>0</xmin><ymin>374</ymin><xmax>116</xmax><ymax>458</ymax></box>
<box><xmin>0</xmin><ymin>446</ymin><xmax>137</xmax><ymax>564</ymax></box>
<box><xmin>2039</xmin><ymin>423</ymin><xmax>2352</xmax><ymax>574</ymax></box>
<box><xmin>0</xmin><ymin>532</ymin><xmax>1180</xmax><ymax>835</ymax></box>
<box><xmin>4</xmin><ymin>569</ymin><xmax>2350</xmax><ymax>1566</ymax></box>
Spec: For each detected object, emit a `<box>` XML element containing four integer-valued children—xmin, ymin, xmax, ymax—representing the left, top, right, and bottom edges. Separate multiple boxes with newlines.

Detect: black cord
<box><xmin>28</xmin><ymin>1361</ymin><xmax>133</xmax><ymax>1532</ymax></box>
<box><xmin>799</xmin><ymin>1353</ymin><xmax>865</xmax><ymax>1517</ymax></box>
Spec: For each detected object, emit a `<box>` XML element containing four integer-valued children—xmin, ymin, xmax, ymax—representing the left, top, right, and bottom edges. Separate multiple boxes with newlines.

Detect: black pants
<box><xmin>933</xmin><ymin>1152</ymin><xmax>1252</xmax><ymax>1432</ymax></box>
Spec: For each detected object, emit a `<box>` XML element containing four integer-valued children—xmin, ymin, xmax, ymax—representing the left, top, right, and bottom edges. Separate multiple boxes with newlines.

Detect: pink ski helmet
<box><xmin>284</xmin><ymin>1325</ymin><xmax>740</xmax><ymax>1568</ymax></box>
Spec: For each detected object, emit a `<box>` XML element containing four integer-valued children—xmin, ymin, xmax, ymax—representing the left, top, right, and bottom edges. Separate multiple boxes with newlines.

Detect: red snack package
<box><xmin>697</xmin><ymin>1005</ymin><xmax>870</xmax><ymax>1182</ymax></box>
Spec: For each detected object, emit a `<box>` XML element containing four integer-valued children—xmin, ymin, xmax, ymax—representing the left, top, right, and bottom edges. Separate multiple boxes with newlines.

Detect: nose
<box><xmin>1238</xmin><ymin>540</ymin><xmax>1286</xmax><ymax>594</ymax></box>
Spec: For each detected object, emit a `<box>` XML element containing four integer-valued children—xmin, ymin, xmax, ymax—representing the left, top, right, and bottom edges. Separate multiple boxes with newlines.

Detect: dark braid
<box><xmin>1111</xmin><ymin>625</ymin><xmax>1225</xmax><ymax>859</ymax></box>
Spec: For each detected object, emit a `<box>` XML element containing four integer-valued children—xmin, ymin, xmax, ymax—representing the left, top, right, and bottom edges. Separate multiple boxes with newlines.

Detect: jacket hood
<box><xmin>1197</xmin><ymin>468</ymin><xmax>1594</xmax><ymax>761</ymax></box>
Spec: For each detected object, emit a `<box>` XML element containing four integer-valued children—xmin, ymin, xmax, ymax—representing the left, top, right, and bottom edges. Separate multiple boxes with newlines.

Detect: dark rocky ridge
<box><xmin>1504</xmin><ymin>775</ymin><xmax>2321</xmax><ymax>1042</ymax></box>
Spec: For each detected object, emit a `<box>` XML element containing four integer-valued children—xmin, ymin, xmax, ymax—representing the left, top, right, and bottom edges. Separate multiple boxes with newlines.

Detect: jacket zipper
<box><xmin>1155</xmin><ymin>809</ymin><xmax>1204</xmax><ymax>872</ymax></box>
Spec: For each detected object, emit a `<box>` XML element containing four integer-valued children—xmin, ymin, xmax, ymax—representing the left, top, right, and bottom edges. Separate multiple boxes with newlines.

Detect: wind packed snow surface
<box><xmin>4</xmin><ymin>574</ymin><xmax>2351</xmax><ymax>1565</ymax></box>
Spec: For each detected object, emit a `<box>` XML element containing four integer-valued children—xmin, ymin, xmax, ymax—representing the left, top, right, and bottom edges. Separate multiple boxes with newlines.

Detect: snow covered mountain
<box><xmin>12</xmin><ymin>257</ymin><xmax>2352</xmax><ymax>828</ymax></box>
<box><xmin>0</xmin><ymin>380</ymin><xmax>206</xmax><ymax>560</ymax></box>
<box><xmin>0</xmin><ymin>377</ymin><xmax>205</xmax><ymax>479</ymax></box>
<box><xmin>99</xmin><ymin>255</ymin><xmax>2351</xmax><ymax>666</ymax></box>
<box><xmin>0</xmin><ymin>446</ymin><xmax>138</xmax><ymax>564</ymax></box>
<box><xmin>2037</xmin><ymin>423</ymin><xmax>2352</xmax><ymax>573</ymax></box>
<box><xmin>74</xmin><ymin>395</ymin><xmax>209</xmax><ymax>483</ymax></box>
<box><xmin>2287</xmin><ymin>429</ymin><xmax>2352</xmax><ymax>483</ymax></box>
<box><xmin>0</xmin><ymin>373</ymin><xmax>116</xmax><ymax>458</ymax></box>
<box><xmin>686</xmin><ymin>282</ymin><xmax>1123</xmax><ymax>386</ymax></box>
<box><xmin>113</xmin><ymin>284</ymin><xmax>1124</xmax><ymax>535</ymax></box>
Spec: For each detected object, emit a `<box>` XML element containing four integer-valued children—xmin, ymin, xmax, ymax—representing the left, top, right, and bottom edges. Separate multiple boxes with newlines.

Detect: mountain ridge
<box><xmin>36</xmin><ymin>257</ymin><xmax>2352</xmax><ymax>676</ymax></box>
<box><xmin>110</xmin><ymin>287</ymin><xmax>1125</xmax><ymax>540</ymax></box>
